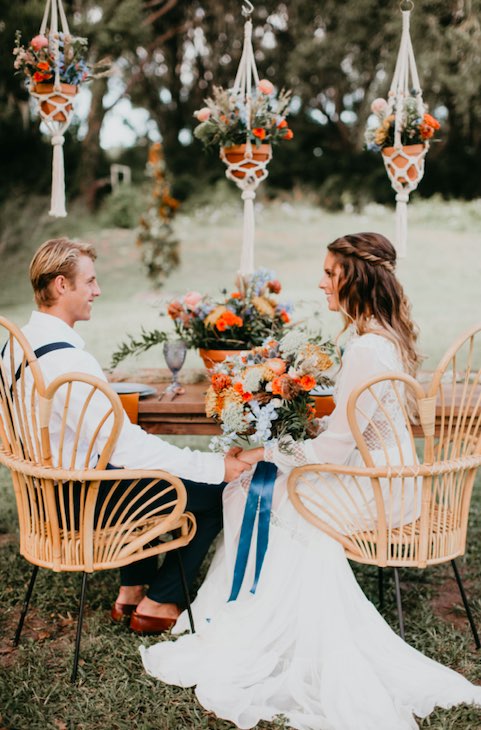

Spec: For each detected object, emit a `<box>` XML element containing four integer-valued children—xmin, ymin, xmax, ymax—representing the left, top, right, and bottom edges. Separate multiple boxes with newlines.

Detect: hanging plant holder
<box><xmin>382</xmin><ymin>0</ymin><xmax>428</xmax><ymax>256</ymax></box>
<box><xmin>193</xmin><ymin>0</ymin><xmax>292</xmax><ymax>278</ymax></box>
<box><xmin>220</xmin><ymin>3</ymin><xmax>272</xmax><ymax>277</ymax></box>
<box><xmin>366</xmin><ymin>1</ymin><xmax>440</xmax><ymax>256</ymax></box>
<box><xmin>32</xmin><ymin>0</ymin><xmax>77</xmax><ymax>218</ymax></box>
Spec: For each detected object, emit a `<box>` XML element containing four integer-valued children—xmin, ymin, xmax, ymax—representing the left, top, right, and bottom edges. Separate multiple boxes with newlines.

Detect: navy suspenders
<box><xmin>0</xmin><ymin>340</ymin><xmax>75</xmax><ymax>394</ymax></box>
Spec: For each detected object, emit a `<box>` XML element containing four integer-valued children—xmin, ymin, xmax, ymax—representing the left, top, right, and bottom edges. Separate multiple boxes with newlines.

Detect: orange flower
<box><xmin>271</xmin><ymin>376</ymin><xmax>284</xmax><ymax>396</ymax></box>
<box><xmin>167</xmin><ymin>300</ymin><xmax>183</xmax><ymax>319</ymax></box>
<box><xmin>307</xmin><ymin>404</ymin><xmax>316</xmax><ymax>420</ymax></box>
<box><xmin>37</xmin><ymin>61</ymin><xmax>51</xmax><ymax>71</ymax></box>
<box><xmin>422</xmin><ymin>113</ymin><xmax>440</xmax><ymax>130</ymax></box>
<box><xmin>32</xmin><ymin>71</ymin><xmax>52</xmax><ymax>82</ymax></box>
<box><xmin>233</xmin><ymin>382</ymin><xmax>244</xmax><ymax>396</ymax></box>
<box><xmin>211</xmin><ymin>373</ymin><xmax>232</xmax><ymax>393</ymax></box>
<box><xmin>279</xmin><ymin>309</ymin><xmax>290</xmax><ymax>323</ymax></box>
<box><xmin>230</xmin><ymin>291</ymin><xmax>242</xmax><ymax>299</ymax></box>
<box><xmin>420</xmin><ymin>125</ymin><xmax>434</xmax><ymax>140</ymax></box>
<box><xmin>265</xmin><ymin>358</ymin><xmax>286</xmax><ymax>376</ymax></box>
<box><xmin>277</xmin><ymin>119</ymin><xmax>288</xmax><ymax>129</ymax></box>
<box><xmin>252</xmin><ymin>128</ymin><xmax>266</xmax><ymax>140</ymax></box>
<box><xmin>242</xmin><ymin>391</ymin><xmax>253</xmax><ymax>402</ymax></box>
<box><xmin>299</xmin><ymin>374</ymin><xmax>316</xmax><ymax>391</ymax></box>
<box><xmin>283</xmin><ymin>129</ymin><xmax>294</xmax><ymax>141</ymax></box>
<box><xmin>215</xmin><ymin>311</ymin><xmax>243</xmax><ymax>331</ymax></box>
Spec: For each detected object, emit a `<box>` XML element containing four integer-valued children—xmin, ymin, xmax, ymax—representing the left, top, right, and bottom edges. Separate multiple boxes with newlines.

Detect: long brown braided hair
<box><xmin>327</xmin><ymin>232</ymin><xmax>421</xmax><ymax>378</ymax></box>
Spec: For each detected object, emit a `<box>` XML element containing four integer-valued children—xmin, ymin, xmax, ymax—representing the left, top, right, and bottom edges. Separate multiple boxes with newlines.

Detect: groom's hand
<box><xmin>237</xmin><ymin>447</ymin><xmax>265</xmax><ymax>466</ymax></box>
<box><xmin>223</xmin><ymin>448</ymin><xmax>251</xmax><ymax>482</ymax></box>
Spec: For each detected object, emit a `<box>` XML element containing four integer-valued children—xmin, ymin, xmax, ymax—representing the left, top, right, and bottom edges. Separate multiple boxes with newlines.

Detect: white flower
<box><xmin>279</xmin><ymin>330</ymin><xmax>309</xmax><ymax>357</ymax></box>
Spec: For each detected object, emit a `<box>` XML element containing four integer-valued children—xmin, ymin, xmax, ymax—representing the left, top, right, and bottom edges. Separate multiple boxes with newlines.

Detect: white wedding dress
<box><xmin>141</xmin><ymin>333</ymin><xmax>481</xmax><ymax>730</ymax></box>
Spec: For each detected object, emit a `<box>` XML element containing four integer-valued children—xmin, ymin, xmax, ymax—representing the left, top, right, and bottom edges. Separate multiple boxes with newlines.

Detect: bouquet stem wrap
<box><xmin>228</xmin><ymin>460</ymin><xmax>278</xmax><ymax>601</ymax></box>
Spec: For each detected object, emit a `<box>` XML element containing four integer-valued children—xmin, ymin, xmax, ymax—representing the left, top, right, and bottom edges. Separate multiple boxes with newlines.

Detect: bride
<box><xmin>141</xmin><ymin>232</ymin><xmax>481</xmax><ymax>730</ymax></box>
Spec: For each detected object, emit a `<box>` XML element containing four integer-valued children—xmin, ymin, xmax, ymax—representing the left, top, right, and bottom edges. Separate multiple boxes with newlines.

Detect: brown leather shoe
<box><xmin>111</xmin><ymin>601</ymin><xmax>138</xmax><ymax>623</ymax></box>
<box><xmin>129</xmin><ymin>610</ymin><xmax>178</xmax><ymax>635</ymax></box>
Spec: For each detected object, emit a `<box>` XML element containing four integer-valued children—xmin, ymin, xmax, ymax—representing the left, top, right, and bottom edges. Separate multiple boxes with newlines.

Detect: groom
<box><xmin>16</xmin><ymin>237</ymin><xmax>250</xmax><ymax>633</ymax></box>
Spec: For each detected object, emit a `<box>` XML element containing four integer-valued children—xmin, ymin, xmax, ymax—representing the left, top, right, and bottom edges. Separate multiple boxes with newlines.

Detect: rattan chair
<box><xmin>288</xmin><ymin>324</ymin><xmax>481</xmax><ymax>645</ymax></box>
<box><xmin>0</xmin><ymin>316</ymin><xmax>197</xmax><ymax>681</ymax></box>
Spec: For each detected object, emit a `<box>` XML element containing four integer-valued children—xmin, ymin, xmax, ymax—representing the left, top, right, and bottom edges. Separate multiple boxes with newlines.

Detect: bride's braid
<box><xmin>327</xmin><ymin>233</ymin><xmax>421</xmax><ymax>379</ymax></box>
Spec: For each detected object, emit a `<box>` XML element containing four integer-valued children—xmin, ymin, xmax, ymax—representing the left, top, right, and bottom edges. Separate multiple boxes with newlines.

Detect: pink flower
<box><xmin>194</xmin><ymin>107</ymin><xmax>211</xmax><ymax>122</ymax></box>
<box><xmin>258</xmin><ymin>79</ymin><xmax>274</xmax><ymax>95</ymax></box>
<box><xmin>182</xmin><ymin>291</ymin><xmax>203</xmax><ymax>310</ymax></box>
<box><xmin>30</xmin><ymin>35</ymin><xmax>49</xmax><ymax>51</ymax></box>
<box><xmin>371</xmin><ymin>98</ymin><xmax>388</xmax><ymax>116</ymax></box>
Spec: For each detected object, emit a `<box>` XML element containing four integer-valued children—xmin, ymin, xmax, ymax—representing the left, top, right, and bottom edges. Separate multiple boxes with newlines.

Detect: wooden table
<box><xmin>114</xmin><ymin>370</ymin><xmax>479</xmax><ymax>439</ymax></box>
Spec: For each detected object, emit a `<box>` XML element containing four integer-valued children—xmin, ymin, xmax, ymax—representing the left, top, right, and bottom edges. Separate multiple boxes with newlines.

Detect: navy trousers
<box><xmin>115</xmin><ymin>477</ymin><xmax>225</xmax><ymax>606</ymax></box>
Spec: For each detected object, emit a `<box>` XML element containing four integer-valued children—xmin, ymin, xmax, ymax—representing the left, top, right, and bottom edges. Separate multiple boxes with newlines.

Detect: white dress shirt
<box><xmin>17</xmin><ymin>311</ymin><xmax>225</xmax><ymax>483</ymax></box>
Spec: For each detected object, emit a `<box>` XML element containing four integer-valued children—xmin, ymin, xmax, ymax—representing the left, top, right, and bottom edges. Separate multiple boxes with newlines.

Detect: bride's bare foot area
<box><xmin>135</xmin><ymin>596</ymin><xmax>181</xmax><ymax>619</ymax></box>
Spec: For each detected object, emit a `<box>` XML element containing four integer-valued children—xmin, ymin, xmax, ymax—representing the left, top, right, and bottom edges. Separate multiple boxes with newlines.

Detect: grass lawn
<box><xmin>1</xmin><ymin>193</ymin><xmax>481</xmax><ymax>729</ymax></box>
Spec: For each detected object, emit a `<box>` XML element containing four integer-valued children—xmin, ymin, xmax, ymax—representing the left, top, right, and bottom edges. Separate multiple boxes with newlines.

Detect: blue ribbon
<box><xmin>228</xmin><ymin>460</ymin><xmax>278</xmax><ymax>602</ymax></box>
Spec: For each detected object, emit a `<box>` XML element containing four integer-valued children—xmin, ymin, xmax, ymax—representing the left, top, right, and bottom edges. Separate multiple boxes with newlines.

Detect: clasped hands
<box><xmin>223</xmin><ymin>446</ymin><xmax>265</xmax><ymax>482</ymax></box>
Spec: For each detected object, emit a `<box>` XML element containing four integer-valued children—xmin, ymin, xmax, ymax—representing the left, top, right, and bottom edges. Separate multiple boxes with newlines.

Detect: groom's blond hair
<box><xmin>30</xmin><ymin>237</ymin><xmax>97</xmax><ymax>307</ymax></box>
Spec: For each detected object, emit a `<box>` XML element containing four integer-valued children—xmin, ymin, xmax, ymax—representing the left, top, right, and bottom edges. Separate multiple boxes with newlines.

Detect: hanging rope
<box><xmin>220</xmin><ymin>2</ymin><xmax>272</xmax><ymax>277</ymax></box>
<box><xmin>31</xmin><ymin>0</ymin><xmax>77</xmax><ymax>217</ymax></box>
<box><xmin>382</xmin><ymin>0</ymin><xmax>427</xmax><ymax>257</ymax></box>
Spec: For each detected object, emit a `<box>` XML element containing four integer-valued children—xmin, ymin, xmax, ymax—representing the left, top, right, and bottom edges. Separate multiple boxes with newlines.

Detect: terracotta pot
<box><xmin>313</xmin><ymin>395</ymin><xmax>335</xmax><ymax>418</ymax></box>
<box><xmin>221</xmin><ymin>144</ymin><xmax>271</xmax><ymax>180</ymax></box>
<box><xmin>199</xmin><ymin>348</ymin><xmax>250</xmax><ymax>370</ymax></box>
<box><xmin>33</xmin><ymin>82</ymin><xmax>77</xmax><ymax>122</ymax></box>
<box><xmin>381</xmin><ymin>144</ymin><xmax>426</xmax><ymax>185</ymax></box>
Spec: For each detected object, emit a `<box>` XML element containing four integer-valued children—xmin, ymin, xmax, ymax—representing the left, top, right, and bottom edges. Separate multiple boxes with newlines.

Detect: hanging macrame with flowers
<box><xmin>14</xmin><ymin>0</ymin><xmax>94</xmax><ymax>217</ymax></box>
<box><xmin>193</xmin><ymin>0</ymin><xmax>293</xmax><ymax>277</ymax></box>
<box><xmin>365</xmin><ymin>0</ymin><xmax>440</xmax><ymax>256</ymax></box>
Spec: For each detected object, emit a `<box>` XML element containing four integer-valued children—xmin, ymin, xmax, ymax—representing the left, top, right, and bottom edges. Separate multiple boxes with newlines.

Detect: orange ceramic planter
<box><xmin>381</xmin><ymin>143</ymin><xmax>425</xmax><ymax>185</ymax></box>
<box><xmin>34</xmin><ymin>82</ymin><xmax>77</xmax><ymax>122</ymax></box>
<box><xmin>199</xmin><ymin>348</ymin><xmax>249</xmax><ymax>370</ymax></box>
<box><xmin>221</xmin><ymin>144</ymin><xmax>271</xmax><ymax>179</ymax></box>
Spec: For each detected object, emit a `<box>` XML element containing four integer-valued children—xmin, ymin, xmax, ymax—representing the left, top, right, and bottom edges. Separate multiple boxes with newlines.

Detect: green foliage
<box><xmin>98</xmin><ymin>185</ymin><xmax>146</xmax><ymax>229</ymax></box>
<box><xmin>110</xmin><ymin>328</ymin><xmax>167</xmax><ymax>369</ymax></box>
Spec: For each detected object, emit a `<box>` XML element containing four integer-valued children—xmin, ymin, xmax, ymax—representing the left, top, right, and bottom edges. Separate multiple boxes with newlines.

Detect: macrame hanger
<box><xmin>33</xmin><ymin>0</ymin><xmax>76</xmax><ymax>217</ymax></box>
<box><xmin>383</xmin><ymin>0</ymin><xmax>426</xmax><ymax>257</ymax></box>
<box><xmin>220</xmin><ymin>0</ymin><xmax>272</xmax><ymax>277</ymax></box>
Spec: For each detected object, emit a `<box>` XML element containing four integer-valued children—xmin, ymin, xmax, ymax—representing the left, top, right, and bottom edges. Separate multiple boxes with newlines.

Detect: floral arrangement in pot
<box><xmin>193</xmin><ymin>80</ymin><xmax>293</xmax><ymax>152</ymax></box>
<box><xmin>111</xmin><ymin>268</ymin><xmax>293</xmax><ymax>370</ymax></box>
<box><xmin>205</xmin><ymin>330</ymin><xmax>334</xmax><ymax>453</ymax></box>
<box><xmin>13</xmin><ymin>30</ymin><xmax>109</xmax><ymax>121</ymax></box>
<box><xmin>365</xmin><ymin>94</ymin><xmax>441</xmax><ymax>153</ymax></box>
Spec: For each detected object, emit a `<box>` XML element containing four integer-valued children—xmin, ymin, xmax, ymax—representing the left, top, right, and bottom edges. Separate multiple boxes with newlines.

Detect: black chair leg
<box><xmin>71</xmin><ymin>572</ymin><xmax>89</xmax><ymax>683</ymax></box>
<box><xmin>378</xmin><ymin>567</ymin><xmax>384</xmax><ymax>610</ymax></box>
<box><xmin>451</xmin><ymin>559</ymin><xmax>481</xmax><ymax>650</ymax></box>
<box><xmin>393</xmin><ymin>567</ymin><xmax>405</xmax><ymax>640</ymax></box>
<box><xmin>13</xmin><ymin>565</ymin><xmax>39</xmax><ymax>646</ymax></box>
<box><xmin>176</xmin><ymin>550</ymin><xmax>195</xmax><ymax>634</ymax></box>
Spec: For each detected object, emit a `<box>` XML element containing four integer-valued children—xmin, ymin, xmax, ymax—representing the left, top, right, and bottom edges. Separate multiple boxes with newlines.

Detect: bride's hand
<box><xmin>237</xmin><ymin>447</ymin><xmax>265</xmax><ymax>466</ymax></box>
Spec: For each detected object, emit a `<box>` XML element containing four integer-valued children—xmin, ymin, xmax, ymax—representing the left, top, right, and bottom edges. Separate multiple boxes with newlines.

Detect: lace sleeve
<box><xmin>264</xmin><ymin>437</ymin><xmax>311</xmax><ymax>473</ymax></box>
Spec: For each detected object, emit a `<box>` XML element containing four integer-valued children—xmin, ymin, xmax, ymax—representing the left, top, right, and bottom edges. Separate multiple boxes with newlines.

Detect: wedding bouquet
<box><xmin>205</xmin><ymin>330</ymin><xmax>334</xmax><ymax>452</ymax></box>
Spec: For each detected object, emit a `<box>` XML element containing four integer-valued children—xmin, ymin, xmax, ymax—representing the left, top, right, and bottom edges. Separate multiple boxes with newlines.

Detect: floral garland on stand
<box><xmin>365</xmin><ymin>0</ymin><xmax>440</xmax><ymax>256</ymax></box>
<box><xmin>136</xmin><ymin>143</ymin><xmax>180</xmax><ymax>287</ymax></box>
<box><xmin>193</xmin><ymin>0</ymin><xmax>293</xmax><ymax>279</ymax></box>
